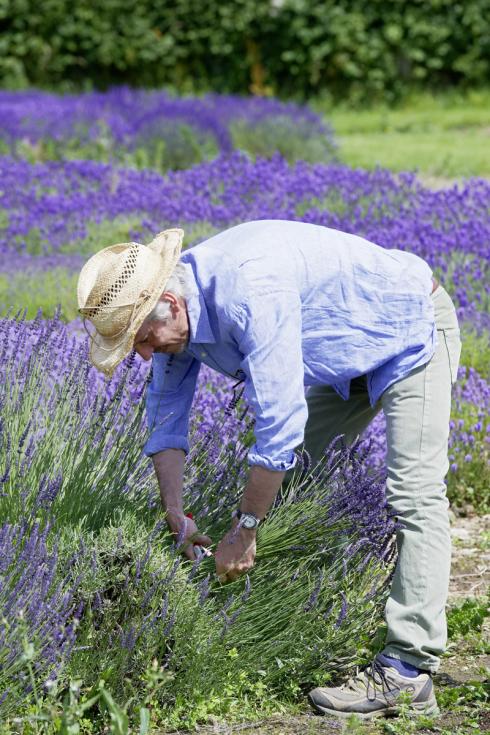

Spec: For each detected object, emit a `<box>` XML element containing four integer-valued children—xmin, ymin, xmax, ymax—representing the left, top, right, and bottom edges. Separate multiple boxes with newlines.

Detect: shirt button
<box><xmin>201</xmin><ymin>351</ymin><xmax>206</xmax><ymax>357</ymax></box>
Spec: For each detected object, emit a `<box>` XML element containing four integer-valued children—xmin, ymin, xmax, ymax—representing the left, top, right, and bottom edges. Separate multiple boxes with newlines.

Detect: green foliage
<box><xmin>447</xmin><ymin>597</ymin><xmax>489</xmax><ymax>640</ymax></box>
<box><xmin>9</xmin><ymin>123</ymin><xmax>219</xmax><ymax>173</ymax></box>
<box><xmin>315</xmin><ymin>89</ymin><xmax>490</xmax><ymax>177</ymax></box>
<box><xmin>437</xmin><ymin>680</ymin><xmax>489</xmax><ymax>709</ymax></box>
<box><xmin>459</xmin><ymin>330</ymin><xmax>490</xmax><ymax>378</ymax></box>
<box><xmin>1</xmin><ymin>1</ymin><xmax>490</xmax><ymax>101</ymax></box>
<box><xmin>230</xmin><ymin>117</ymin><xmax>336</xmax><ymax>165</ymax></box>
<box><xmin>0</xmin><ymin>269</ymin><xmax>79</xmax><ymax>321</ymax></box>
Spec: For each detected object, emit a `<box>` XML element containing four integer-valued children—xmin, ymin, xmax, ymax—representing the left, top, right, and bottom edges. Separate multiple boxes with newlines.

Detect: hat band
<box><xmin>81</xmin><ymin>290</ymin><xmax>153</xmax><ymax>353</ymax></box>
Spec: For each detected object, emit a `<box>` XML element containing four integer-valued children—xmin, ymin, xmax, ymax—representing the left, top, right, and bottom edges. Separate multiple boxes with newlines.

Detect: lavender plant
<box><xmin>0</xmin><ymin>310</ymin><xmax>253</xmax><ymax>532</ymax></box>
<box><xmin>446</xmin><ymin>367</ymin><xmax>490</xmax><ymax>512</ymax></box>
<box><xmin>0</xmin><ymin>89</ymin><xmax>336</xmax><ymax>171</ymax></box>
<box><xmin>0</xmin><ymin>313</ymin><xmax>156</xmax><ymax>531</ymax></box>
<box><xmin>53</xmin><ymin>447</ymin><xmax>396</xmax><ymax>727</ymax></box>
<box><xmin>57</xmin><ymin>517</ymin><xmax>226</xmax><ymax>699</ymax></box>
<box><xmin>0</xmin><ymin>520</ymin><xmax>83</xmax><ymax>718</ymax></box>
<box><xmin>206</xmin><ymin>443</ymin><xmax>398</xmax><ymax>690</ymax></box>
<box><xmin>0</xmin><ymin>312</ymin><xmax>398</xmax><ymax>729</ymax></box>
<box><xmin>1</xmin><ymin>154</ymin><xmax>488</xmax><ymax>364</ymax></box>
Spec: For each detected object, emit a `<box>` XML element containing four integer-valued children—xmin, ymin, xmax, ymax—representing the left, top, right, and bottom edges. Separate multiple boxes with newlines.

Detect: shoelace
<box><xmin>341</xmin><ymin>657</ymin><xmax>393</xmax><ymax>703</ymax></box>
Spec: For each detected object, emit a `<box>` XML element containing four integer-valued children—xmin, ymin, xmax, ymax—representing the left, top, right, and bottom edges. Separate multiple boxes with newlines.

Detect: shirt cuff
<box><xmin>247</xmin><ymin>446</ymin><xmax>298</xmax><ymax>472</ymax></box>
<box><xmin>143</xmin><ymin>432</ymin><xmax>189</xmax><ymax>457</ymax></box>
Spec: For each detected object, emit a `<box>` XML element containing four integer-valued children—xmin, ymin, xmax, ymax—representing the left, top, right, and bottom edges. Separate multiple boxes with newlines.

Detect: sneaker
<box><xmin>308</xmin><ymin>656</ymin><xmax>440</xmax><ymax>720</ymax></box>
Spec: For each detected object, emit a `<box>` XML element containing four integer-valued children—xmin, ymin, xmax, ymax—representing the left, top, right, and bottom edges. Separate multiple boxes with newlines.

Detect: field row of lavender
<box><xmin>0</xmin><ymin>90</ymin><xmax>488</xmax><ymax>731</ymax></box>
<box><xmin>0</xmin><ymin>89</ymin><xmax>336</xmax><ymax>170</ymax></box>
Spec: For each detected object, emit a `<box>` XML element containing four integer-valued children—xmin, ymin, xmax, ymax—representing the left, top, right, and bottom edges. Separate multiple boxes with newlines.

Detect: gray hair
<box><xmin>145</xmin><ymin>261</ymin><xmax>190</xmax><ymax>324</ymax></box>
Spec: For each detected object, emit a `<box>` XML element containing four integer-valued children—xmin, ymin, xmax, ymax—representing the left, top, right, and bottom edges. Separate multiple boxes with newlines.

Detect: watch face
<box><xmin>242</xmin><ymin>514</ymin><xmax>258</xmax><ymax>529</ymax></box>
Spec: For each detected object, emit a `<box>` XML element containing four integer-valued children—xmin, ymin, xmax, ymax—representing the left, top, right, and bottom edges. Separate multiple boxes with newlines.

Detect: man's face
<box><xmin>133</xmin><ymin>292</ymin><xmax>189</xmax><ymax>360</ymax></box>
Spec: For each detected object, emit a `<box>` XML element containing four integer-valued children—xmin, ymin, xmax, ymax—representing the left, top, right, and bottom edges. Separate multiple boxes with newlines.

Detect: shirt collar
<box><xmin>182</xmin><ymin>261</ymin><xmax>216</xmax><ymax>344</ymax></box>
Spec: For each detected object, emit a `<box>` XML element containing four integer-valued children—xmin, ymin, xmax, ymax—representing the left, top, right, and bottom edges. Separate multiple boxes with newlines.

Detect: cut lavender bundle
<box><xmin>201</xmin><ymin>441</ymin><xmax>397</xmax><ymax>687</ymax></box>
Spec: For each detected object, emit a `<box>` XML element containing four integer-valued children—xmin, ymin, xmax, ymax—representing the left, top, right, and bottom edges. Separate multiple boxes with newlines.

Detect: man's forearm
<box><xmin>152</xmin><ymin>448</ymin><xmax>186</xmax><ymax>519</ymax></box>
<box><xmin>240</xmin><ymin>465</ymin><xmax>286</xmax><ymax>520</ymax></box>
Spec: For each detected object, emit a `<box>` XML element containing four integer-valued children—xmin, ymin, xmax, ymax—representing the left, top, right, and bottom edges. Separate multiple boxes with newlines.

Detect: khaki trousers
<box><xmin>290</xmin><ymin>286</ymin><xmax>461</xmax><ymax>671</ymax></box>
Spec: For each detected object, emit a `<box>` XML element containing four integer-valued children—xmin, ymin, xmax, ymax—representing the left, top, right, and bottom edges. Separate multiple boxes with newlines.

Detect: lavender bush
<box><xmin>1</xmin><ymin>153</ymin><xmax>488</xmax><ymax>378</ymax></box>
<box><xmin>53</xmin><ymin>449</ymin><xmax>396</xmax><ymax>726</ymax></box>
<box><xmin>0</xmin><ymin>313</ymin><xmax>398</xmax><ymax>728</ymax></box>
<box><xmin>0</xmin><ymin>311</ymin><xmax>260</xmax><ymax>532</ymax></box>
<box><xmin>0</xmin><ymin>520</ymin><xmax>83</xmax><ymax>718</ymax></box>
<box><xmin>0</xmin><ymin>89</ymin><xmax>336</xmax><ymax>171</ymax></box>
<box><xmin>446</xmin><ymin>367</ymin><xmax>490</xmax><ymax>511</ymax></box>
<box><xmin>0</xmin><ymin>314</ymin><xmax>156</xmax><ymax>531</ymax></box>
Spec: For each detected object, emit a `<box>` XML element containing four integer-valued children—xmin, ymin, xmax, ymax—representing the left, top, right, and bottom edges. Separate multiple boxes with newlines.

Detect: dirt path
<box><xmin>163</xmin><ymin>514</ymin><xmax>489</xmax><ymax>734</ymax></box>
<box><xmin>449</xmin><ymin>513</ymin><xmax>489</xmax><ymax>601</ymax></box>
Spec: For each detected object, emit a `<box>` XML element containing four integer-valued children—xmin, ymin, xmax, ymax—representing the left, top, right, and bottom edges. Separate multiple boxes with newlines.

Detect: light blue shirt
<box><xmin>144</xmin><ymin>220</ymin><xmax>436</xmax><ymax>471</ymax></box>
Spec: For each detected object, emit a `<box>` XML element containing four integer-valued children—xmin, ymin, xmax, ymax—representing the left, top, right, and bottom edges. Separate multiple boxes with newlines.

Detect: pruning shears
<box><xmin>185</xmin><ymin>513</ymin><xmax>213</xmax><ymax>560</ymax></box>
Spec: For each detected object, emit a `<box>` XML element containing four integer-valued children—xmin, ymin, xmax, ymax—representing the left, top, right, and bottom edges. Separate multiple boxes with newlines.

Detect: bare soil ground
<box><xmin>164</xmin><ymin>514</ymin><xmax>489</xmax><ymax>734</ymax></box>
<box><xmin>448</xmin><ymin>513</ymin><xmax>489</xmax><ymax>602</ymax></box>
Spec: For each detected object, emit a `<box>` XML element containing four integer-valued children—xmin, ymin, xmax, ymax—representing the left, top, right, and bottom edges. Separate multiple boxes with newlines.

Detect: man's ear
<box><xmin>161</xmin><ymin>291</ymin><xmax>181</xmax><ymax>316</ymax></box>
<box><xmin>161</xmin><ymin>291</ymin><xmax>177</xmax><ymax>305</ymax></box>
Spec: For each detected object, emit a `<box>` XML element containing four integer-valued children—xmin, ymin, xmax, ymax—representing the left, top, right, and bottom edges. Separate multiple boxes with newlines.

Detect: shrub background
<box><xmin>2</xmin><ymin>0</ymin><xmax>490</xmax><ymax>101</ymax></box>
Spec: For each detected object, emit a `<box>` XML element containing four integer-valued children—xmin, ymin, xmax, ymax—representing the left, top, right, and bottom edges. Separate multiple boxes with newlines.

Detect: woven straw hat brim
<box><xmin>84</xmin><ymin>229</ymin><xmax>184</xmax><ymax>377</ymax></box>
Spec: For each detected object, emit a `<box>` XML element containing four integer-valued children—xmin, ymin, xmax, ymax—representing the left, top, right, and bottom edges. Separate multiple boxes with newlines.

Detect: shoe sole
<box><xmin>308</xmin><ymin>694</ymin><xmax>440</xmax><ymax>721</ymax></box>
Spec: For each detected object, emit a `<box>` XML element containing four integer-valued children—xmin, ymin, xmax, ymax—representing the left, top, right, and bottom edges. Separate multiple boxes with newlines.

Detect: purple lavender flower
<box><xmin>198</xmin><ymin>574</ymin><xmax>211</xmax><ymax>606</ymax></box>
<box><xmin>0</xmin><ymin>520</ymin><xmax>84</xmax><ymax>716</ymax></box>
<box><xmin>0</xmin><ymin>88</ymin><xmax>335</xmax><ymax>170</ymax></box>
<box><xmin>304</xmin><ymin>569</ymin><xmax>325</xmax><ymax>612</ymax></box>
<box><xmin>335</xmin><ymin>592</ymin><xmax>348</xmax><ymax>629</ymax></box>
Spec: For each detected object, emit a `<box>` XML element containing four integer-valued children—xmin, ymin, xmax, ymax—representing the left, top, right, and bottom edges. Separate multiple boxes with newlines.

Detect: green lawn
<box><xmin>313</xmin><ymin>89</ymin><xmax>490</xmax><ymax>179</ymax></box>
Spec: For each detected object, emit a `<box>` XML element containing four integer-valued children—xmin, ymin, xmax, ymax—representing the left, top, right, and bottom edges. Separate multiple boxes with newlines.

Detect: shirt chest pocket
<box><xmin>194</xmin><ymin>345</ymin><xmax>244</xmax><ymax>381</ymax></box>
<box><xmin>152</xmin><ymin>353</ymin><xmax>196</xmax><ymax>393</ymax></box>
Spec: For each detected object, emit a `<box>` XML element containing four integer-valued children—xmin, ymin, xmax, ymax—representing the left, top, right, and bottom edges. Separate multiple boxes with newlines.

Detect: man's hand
<box><xmin>215</xmin><ymin>518</ymin><xmax>257</xmax><ymax>583</ymax></box>
<box><xmin>165</xmin><ymin>509</ymin><xmax>213</xmax><ymax>562</ymax></box>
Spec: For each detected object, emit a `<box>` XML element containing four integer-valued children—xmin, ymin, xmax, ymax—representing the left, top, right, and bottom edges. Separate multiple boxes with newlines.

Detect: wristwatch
<box><xmin>234</xmin><ymin>508</ymin><xmax>260</xmax><ymax>530</ymax></box>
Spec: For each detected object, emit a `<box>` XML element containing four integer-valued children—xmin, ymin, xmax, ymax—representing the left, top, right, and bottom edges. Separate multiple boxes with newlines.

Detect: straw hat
<box><xmin>77</xmin><ymin>228</ymin><xmax>184</xmax><ymax>377</ymax></box>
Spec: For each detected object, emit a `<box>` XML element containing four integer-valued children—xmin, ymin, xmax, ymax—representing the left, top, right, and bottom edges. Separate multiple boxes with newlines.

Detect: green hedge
<box><xmin>1</xmin><ymin>0</ymin><xmax>489</xmax><ymax>100</ymax></box>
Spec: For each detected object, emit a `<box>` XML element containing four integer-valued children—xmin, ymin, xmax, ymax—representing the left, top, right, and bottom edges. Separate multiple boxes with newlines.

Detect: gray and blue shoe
<box><xmin>308</xmin><ymin>656</ymin><xmax>440</xmax><ymax>720</ymax></box>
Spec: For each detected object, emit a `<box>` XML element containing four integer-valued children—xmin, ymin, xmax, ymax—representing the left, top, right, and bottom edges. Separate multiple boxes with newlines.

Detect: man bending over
<box><xmin>78</xmin><ymin>220</ymin><xmax>461</xmax><ymax>720</ymax></box>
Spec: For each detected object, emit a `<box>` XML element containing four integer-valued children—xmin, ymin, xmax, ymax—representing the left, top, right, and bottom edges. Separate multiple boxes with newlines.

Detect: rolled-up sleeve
<box><xmin>230</xmin><ymin>290</ymin><xmax>308</xmax><ymax>472</ymax></box>
<box><xmin>143</xmin><ymin>351</ymin><xmax>201</xmax><ymax>457</ymax></box>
